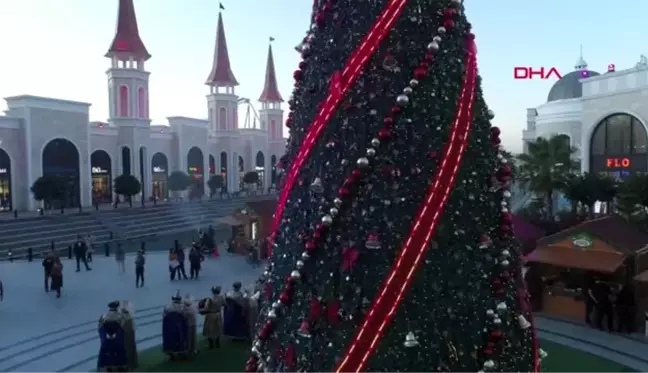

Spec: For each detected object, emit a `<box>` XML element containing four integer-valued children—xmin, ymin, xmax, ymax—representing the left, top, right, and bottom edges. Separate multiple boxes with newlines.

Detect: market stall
<box><xmin>525</xmin><ymin>215</ymin><xmax>648</xmax><ymax>321</ymax></box>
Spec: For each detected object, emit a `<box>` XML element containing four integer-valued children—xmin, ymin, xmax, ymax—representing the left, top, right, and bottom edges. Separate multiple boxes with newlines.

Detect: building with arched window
<box><xmin>522</xmin><ymin>53</ymin><xmax>648</xmax><ymax>180</ymax></box>
<box><xmin>0</xmin><ymin>0</ymin><xmax>286</xmax><ymax>211</ymax></box>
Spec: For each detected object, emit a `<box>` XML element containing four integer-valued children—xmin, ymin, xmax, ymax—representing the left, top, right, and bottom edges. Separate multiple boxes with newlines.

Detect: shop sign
<box><xmin>571</xmin><ymin>233</ymin><xmax>593</xmax><ymax>248</ymax></box>
<box><xmin>91</xmin><ymin>166</ymin><xmax>108</xmax><ymax>174</ymax></box>
<box><xmin>188</xmin><ymin>167</ymin><xmax>201</xmax><ymax>173</ymax></box>
<box><xmin>0</xmin><ymin>168</ymin><xmax>6</xmax><ymax>174</ymax></box>
<box><xmin>153</xmin><ymin>166</ymin><xmax>166</xmax><ymax>173</ymax></box>
<box><xmin>606</xmin><ymin>158</ymin><xmax>631</xmax><ymax>168</ymax></box>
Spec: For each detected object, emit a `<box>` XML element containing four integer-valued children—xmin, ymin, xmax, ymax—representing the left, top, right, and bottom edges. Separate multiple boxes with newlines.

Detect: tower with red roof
<box><xmin>205</xmin><ymin>10</ymin><xmax>241</xmax><ymax>191</ymax></box>
<box><xmin>105</xmin><ymin>0</ymin><xmax>152</xmax><ymax>196</ymax></box>
<box><xmin>258</xmin><ymin>40</ymin><xmax>285</xmax><ymax>188</ymax></box>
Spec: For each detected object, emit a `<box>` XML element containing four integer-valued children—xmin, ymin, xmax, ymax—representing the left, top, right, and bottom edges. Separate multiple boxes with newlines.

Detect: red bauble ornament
<box><xmin>309</xmin><ymin>297</ymin><xmax>322</xmax><ymax>319</ymax></box>
<box><xmin>419</xmin><ymin>61</ymin><xmax>429</xmax><ymax>69</ymax></box>
<box><xmin>483</xmin><ymin>347</ymin><xmax>493</xmax><ymax>356</ymax></box>
<box><xmin>502</xmin><ymin>212</ymin><xmax>512</xmax><ymax>222</ymax></box>
<box><xmin>490</xmin><ymin>126</ymin><xmax>501</xmax><ymax>137</ymax></box>
<box><xmin>391</xmin><ymin>105</ymin><xmax>402</xmax><ymax>114</ymax></box>
<box><xmin>489</xmin><ymin>329</ymin><xmax>502</xmax><ymax>339</ymax></box>
<box><xmin>383</xmin><ymin>117</ymin><xmax>394</xmax><ymax>126</ymax></box>
<box><xmin>285</xmin><ymin>118</ymin><xmax>293</xmax><ymax>128</ymax></box>
<box><xmin>313</xmin><ymin>230</ymin><xmax>321</xmax><ymax>239</ymax></box>
<box><xmin>315</xmin><ymin>13</ymin><xmax>325</xmax><ymax>27</ymax></box>
<box><xmin>299</xmin><ymin>61</ymin><xmax>306</xmax><ymax>69</ymax></box>
<box><xmin>500</xmin><ymin>165</ymin><xmax>511</xmax><ymax>176</ymax></box>
<box><xmin>351</xmin><ymin>169</ymin><xmax>362</xmax><ymax>179</ymax></box>
<box><xmin>425</xmin><ymin>52</ymin><xmax>434</xmax><ymax>61</ymax></box>
<box><xmin>305</xmin><ymin>241</ymin><xmax>317</xmax><ymax>253</ymax></box>
<box><xmin>492</xmin><ymin>137</ymin><xmax>502</xmax><ymax>145</ymax></box>
<box><xmin>293</xmin><ymin>70</ymin><xmax>302</xmax><ymax>81</ymax></box>
<box><xmin>258</xmin><ymin>322</ymin><xmax>273</xmax><ymax>340</ymax></box>
<box><xmin>414</xmin><ymin>67</ymin><xmax>427</xmax><ymax>80</ymax></box>
<box><xmin>428</xmin><ymin>151</ymin><xmax>437</xmax><ymax>159</ymax></box>
<box><xmin>467</xmin><ymin>33</ymin><xmax>476</xmax><ymax>40</ymax></box>
<box><xmin>500</xmin><ymin>224</ymin><xmax>510</xmax><ymax>232</ymax></box>
<box><xmin>279</xmin><ymin>290</ymin><xmax>292</xmax><ymax>305</ymax></box>
<box><xmin>443</xmin><ymin>8</ymin><xmax>457</xmax><ymax>17</ymax></box>
<box><xmin>378</xmin><ymin>128</ymin><xmax>392</xmax><ymax>140</ymax></box>
<box><xmin>443</xmin><ymin>19</ymin><xmax>455</xmax><ymax>29</ymax></box>
<box><xmin>338</xmin><ymin>187</ymin><xmax>351</xmax><ymax>198</ymax></box>
<box><xmin>344</xmin><ymin>176</ymin><xmax>356</xmax><ymax>186</ymax></box>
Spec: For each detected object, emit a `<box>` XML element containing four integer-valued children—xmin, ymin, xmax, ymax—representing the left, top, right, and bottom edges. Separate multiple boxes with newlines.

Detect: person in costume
<box><xmin>97</xmin><ymin>301</ymin><xmax>128</xmax><ymax>372</ymax></box>
<box><xmin>162</xmin><ymin>291</ymin><xmax>191</xmax><ymax>359</ymax></box>
<box><xmin>183</xmin><ymin>296</ymin><xmax>198</xmax><ymax>355</ymax></box>
<box><xmin>50</xmin><ymin>258</ymin><xmax>64</xmax><ymax>298</ymax></box>
<box><xmin>188</xmin><ymin>246</ymin><xmax>203</xmax><ymax>279</ymax></box>
<box><xmin>199</xmin><ymin>286</ymin><xmax>224</xmax><ymax>348</ymax></box>
<box><xmin>223</xmin><ymin>281</ymin><xmax>248</xmax><ymax>340</ymax></box>
<box><xmin>247</xmin><ymin>285</ymin><xmax>261</xmax><ymax>340</ymax></box>
<box><xmin>119</xmin><ymin>301</ymin><xmax>138</xmax><ymax>370</ymax></box>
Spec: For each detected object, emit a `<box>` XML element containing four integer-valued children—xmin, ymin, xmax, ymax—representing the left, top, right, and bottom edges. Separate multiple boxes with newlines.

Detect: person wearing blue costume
<box><xmin>162</xmin><ymin>291</ymin><xmax>192</xmax><ymax>359</ymax></box>
<box><xmin>97</xmin><ymin>301</ymin><xmax>129</xmax><ymax>372</ymax></box>
<box><xmin>223</xmin><ymin>281</ymin><xmax>248</xmax><ymax>341</ymax></box>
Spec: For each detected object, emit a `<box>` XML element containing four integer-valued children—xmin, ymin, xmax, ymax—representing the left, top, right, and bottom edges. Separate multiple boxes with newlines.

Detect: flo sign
<box><xmin>571</xmin><ymin>233</ymin><xmax>593</xmax><ymax>248</ymax></box>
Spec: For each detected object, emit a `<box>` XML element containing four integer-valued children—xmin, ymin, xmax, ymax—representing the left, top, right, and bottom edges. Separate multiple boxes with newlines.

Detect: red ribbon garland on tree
<box><xmin>341</xmin><ymin>247</ymin><xmax>359</xmax><ymax>271</ymax></box>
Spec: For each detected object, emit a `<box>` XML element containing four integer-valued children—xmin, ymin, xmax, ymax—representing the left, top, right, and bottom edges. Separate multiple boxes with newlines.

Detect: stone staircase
<box><xmin>0</xmin><ymin>194</ymin><xmax>277</xmax><ymax>260</ymax></box>
<box><xmin>0</xmin><ymin>213</ymin><xmax>112</xmax><ymax>259</ymax></box>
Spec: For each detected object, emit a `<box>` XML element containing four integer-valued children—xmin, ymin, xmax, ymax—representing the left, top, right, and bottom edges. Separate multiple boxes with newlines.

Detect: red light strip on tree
<box><xmin>336</xmin><ymin>39</ymin><xmax>478</xmax><ymax>373</ymax></box>
<box><xmin>268</xmin><ymin>0</ymin><xmax>409</xmax><ymax>255</ymax></box>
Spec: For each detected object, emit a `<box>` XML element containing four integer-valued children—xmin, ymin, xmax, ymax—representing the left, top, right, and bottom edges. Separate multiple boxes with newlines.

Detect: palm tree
<box><xmin>516</xmin><ymin>135</ymin><xmax>579</xmax><ymax>219</ymax></box>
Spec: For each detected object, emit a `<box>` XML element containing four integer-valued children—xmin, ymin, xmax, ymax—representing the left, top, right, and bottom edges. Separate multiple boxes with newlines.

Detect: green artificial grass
<box><xmin>136</xmin><ymin>338</ymin><xmax>635</xmax><ymax>372</ymax></box>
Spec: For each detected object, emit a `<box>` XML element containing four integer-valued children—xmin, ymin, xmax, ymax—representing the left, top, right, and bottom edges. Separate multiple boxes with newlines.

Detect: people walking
<box><xmin>42</xmin><ymin>248</ymin><xmax>57</xmax><ymax>292</ymax></box>
<box><xmin>189</xmin><ymin>246</ymin><xmax>204</xmax><ymax>279</ymax></box>
<box><xmin>169</xmin><ymin>249</ymin><xmax>179</xmax><ymax>281</ymax></box>
<box><xmin>50</xmin><ymin>258</ymin><xmax>64</xmax><ymax>298</ymax></box>
<box><xmin>74</xmin><ymin>235</ymin><xmax>91</xmax><ymax>272</ymax></box>
<box><xmin>176</xmin><ymin>246</ymin><xmax>188</xmax><ymax>280</ymax></box>
<box><xmin>115</xmin><ymin>243</ymin><xmax>126</xmax><ymax>274</ymax></box>
<box><xmin>85</xmin><ymin>234</ymin><xmax>94</xmax><ymax>263</ymax></box>
<box><xmin>135</xmin><ymin>249</ymin><xmax>145</xmax><ymax>288</ymax></box>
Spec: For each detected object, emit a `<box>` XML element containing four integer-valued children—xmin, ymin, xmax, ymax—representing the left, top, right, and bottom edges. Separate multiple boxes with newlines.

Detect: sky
<box><xmin>1</xmin><ymin>0</ymin><xmax>647</xmax><ymax>154</ymax></box>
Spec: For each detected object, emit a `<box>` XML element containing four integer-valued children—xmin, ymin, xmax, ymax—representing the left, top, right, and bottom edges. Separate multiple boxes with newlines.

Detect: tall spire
<box><xmin>206</xmin><ymin>12</ymin><xmax>238</xmax><ymax>87</ymax></box>
<box><xmin>259</xmin><ymin>41</ymin><xmax>283</xmax><ymax>103</ymax></box>
<box><xmin>105</xmin><ymin>0</ymin><xmax>150</xmax><ymax>61</ymax></box>
<box><xmin>575</xmin><ymin>44</ymin><xmax>587</xmax><ymax>70</ymax></box>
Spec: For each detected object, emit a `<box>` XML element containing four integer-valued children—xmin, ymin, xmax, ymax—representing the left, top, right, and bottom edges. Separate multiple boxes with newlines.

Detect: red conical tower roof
<box><xmin>206</xmin><ymin>12</ymin><xmax>238</xmax><ymax>87</ymax></box>
<box><xmin>258</xmin><ymin>43</ymin><xmax>283</xmax><ymax>103</ymax></box>
<box><xmin>105</xmin><ymin>0</ymin><xmax>150</xmax><ymax>61</ymax></box>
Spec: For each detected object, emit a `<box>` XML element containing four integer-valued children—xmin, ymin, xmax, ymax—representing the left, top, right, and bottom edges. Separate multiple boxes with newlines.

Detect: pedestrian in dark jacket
<box><xmin>189</xmin><ymin>247</ymin><xmax>204</xmax><ymax>279</ymax></box>
<box><xmin>175</xmin><ymin>246</ymin><xmax>188</xmax><ymax>280</ymax></box>
<box><xmin>73</xmin><ymin>235</ymin><xmax>91</xmax><ymax>272</ymax></box>
<box><xmin>42</xmin><ymin>249</ymin><xmax>57</xmax><ymax>292</ymax></box>
<box><xmin>135</xmin><ymin>250</ymin><xmax>146</xmax><ymax>288</ymax></box>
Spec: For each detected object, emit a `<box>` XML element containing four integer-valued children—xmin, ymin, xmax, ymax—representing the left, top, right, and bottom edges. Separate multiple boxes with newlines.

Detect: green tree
<box><xmin>248</xmin><ymin>2</ymin><xmax>535</xmax><ymax>372</ymax></box>
<box><xmin>517</xmin><ymin>135</ymin><xmax>578</xmax><ymax>219</ymax></box>
<box><xmin>207</xmin><ymin>174</ymin><xmax>224</xmax><ymax>198</ymax></box>
<box><xmin>168</xmin><ymin>171</ymin><xmax>191</xmax><ymax>198</ymax></box>
<box><xmin>616</xmin><ymin>178</ymin><xmax>641</xmax><ymax>221</ymax></box>
<box><xmin>31</xmin><ymin>175</ymin><xmax>67</xmax><ymax>213</ymax></box>
<box><xmin>114</xmin><ymin>174</ymin><xmax>141</xmax><ymax>208</ymax></box>
<box><xmin>562</xmin><ymin>174</ymin><xmax>587</xmax><ymax>214</ymax></box>
<box><xmin>242</xmin><ymin>171</ymin><xmax>259</xmax><ymax>186</ymax></box>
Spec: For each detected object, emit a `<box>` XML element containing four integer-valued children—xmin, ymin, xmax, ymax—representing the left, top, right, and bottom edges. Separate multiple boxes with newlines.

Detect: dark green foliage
<box><xmin>207</xmin><ymin>174</ymin><xmax>224</xmax><ymax>196</ymax></box>
<box><xmin>114</xmin><ymin>174</ymin><xmax>141</xmax><ymax>197</ymax></box>
<box><xmin>242</xmin><ymin>171</ymin><xmax>259</xmax><ymax>185</ymax></box>
<box><xmin>114</xmin><ymin>174</ymin><xmax>141</xmax><ymax>207</ymax></box>
<box><xmin>253</xmin><ymin>1</ymin><xmax>534</xmax><ymax>371</ymax></box>
<box><xmin>31</xmin><ymin>175</ymin><xmax>67</xmax><ymax>208</ymax></box>
<box><xmin>168</xmin><ymin>171</ymin><xmax>191</xmax><ymax>191</ymax></box>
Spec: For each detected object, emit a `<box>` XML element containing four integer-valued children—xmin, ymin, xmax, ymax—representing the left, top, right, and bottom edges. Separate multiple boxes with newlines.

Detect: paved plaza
<box><xmin>0</xmin><ymin>252</ymin><xmax>262</xmax><ymax>372</ymax></box>
<box><xmin>2</xmin><ymin>253</ymin><xmax>648</xmax><ymax>371</ymax></box>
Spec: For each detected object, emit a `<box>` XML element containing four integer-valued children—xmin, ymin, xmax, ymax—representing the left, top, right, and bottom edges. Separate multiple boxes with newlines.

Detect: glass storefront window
<box><xmin>92</xmin><ymin>175</ymin><xmax>111</xmax><ymax>203</ymax></box>
<box><xmin>606</xmin><ymin>114</ymin><xmax>632</xmax><ymax>154</ymax></box>
<box><xmin>633</xmin><ymin>119</ymin><xmax>647</xmax><ymax>154</ymax></box>
<box><xmin>0</xmin><ymin>177</ymin><xmax>11</xmax><ymax>211</ymax></box>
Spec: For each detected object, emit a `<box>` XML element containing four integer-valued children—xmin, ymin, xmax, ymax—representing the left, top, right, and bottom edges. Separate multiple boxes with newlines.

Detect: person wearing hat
<box><xmin>223</xmin><ymin>282</ymin><xmax>248</xmax><ymax>340</ymax></box>
<box><xmin>97</xmin><ymin>301</ymin><xmax>128</xmax><ymax>371</ymax></box>
<box><xmin>199</xmin><ymin>286</ymin><xmax>224</xmax><ymax>348</ymax></box>
<box><xmin>120</xmin><ymin>301</ymin><xmax>138</xmax><ymax>370</ymax></box>
<box><xmin>162</xmin><ymin>291</ymin><xmax>192</xmax><ymax>359</ymax></box>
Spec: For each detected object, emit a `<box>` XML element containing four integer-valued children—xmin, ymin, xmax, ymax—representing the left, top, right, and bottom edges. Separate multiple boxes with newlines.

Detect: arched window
<box><xmin>219</xmin><ymin>108</ymin><xmax>227</xmax><ymax>130</ymax></box>
<box><xmin>137</xmin><ymin>87</ymin><xmax>147</xmax><ymax>118</ymax></box>
<box><xmin>119</xmin><ymin>85</ymin><xmax>129</xmax><ymax>117</ymax></box>
<box><xmin>589</xmin><ymin>113</ymin><xmax>648</xmax><ymax>177</ymax></box>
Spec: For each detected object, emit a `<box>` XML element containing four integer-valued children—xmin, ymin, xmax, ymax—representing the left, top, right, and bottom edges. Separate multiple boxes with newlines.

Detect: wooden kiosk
<box><xmin>214</xmin><ymin>199</ymin><xmax>277</xmax><ymax>256</ymax></box>
<box><xmin>525</xmin><ymin>215</ymin><xmax>648</xmax><ymax>321</ymax></box>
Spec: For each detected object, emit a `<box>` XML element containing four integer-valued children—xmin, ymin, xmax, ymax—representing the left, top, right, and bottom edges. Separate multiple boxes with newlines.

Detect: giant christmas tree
<box><xmin>247</xmin><ymin>0</ymin><xmax>539</xmax><ymax>371</ymax></box>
